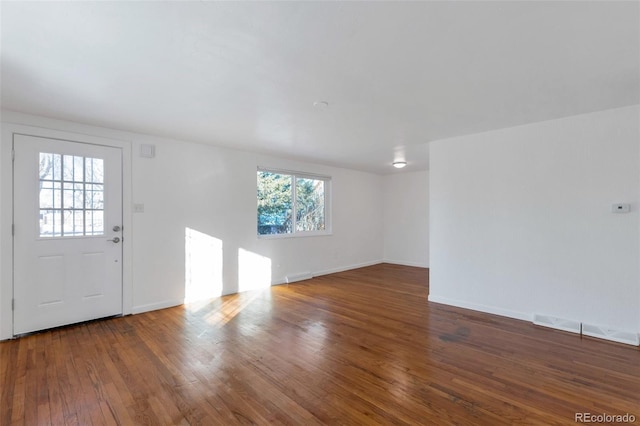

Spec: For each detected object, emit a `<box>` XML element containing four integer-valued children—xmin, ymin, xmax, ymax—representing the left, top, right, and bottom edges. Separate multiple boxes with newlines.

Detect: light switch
<box><xmin>611</xmin><ymin>203</ymin><xmax>630</xmax><ymax>213</ymax></box>
<box><xmin>133</xmin><ymin>203</ymin><xmax>145</xmax><ymax>213</ymax></box>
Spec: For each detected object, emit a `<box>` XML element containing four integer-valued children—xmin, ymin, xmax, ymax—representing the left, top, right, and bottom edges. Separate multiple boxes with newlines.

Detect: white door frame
<box><xmin>0</xmin><ymin>123</ymin><xmax>133</xmax><ymax>339</ymax></box>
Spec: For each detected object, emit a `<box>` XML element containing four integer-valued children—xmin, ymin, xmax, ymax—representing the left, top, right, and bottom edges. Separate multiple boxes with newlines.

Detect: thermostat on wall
<box><xmin>611</xmin><ymin>203</ymin><xmax>631</xmax><ymax>213</ymax></box>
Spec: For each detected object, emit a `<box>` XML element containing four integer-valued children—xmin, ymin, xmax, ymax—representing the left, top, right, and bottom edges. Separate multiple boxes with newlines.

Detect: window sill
<box><xmin>257</xmin><ymin>231</ymin><xmax>333</xmax><ymax>240</ymax></box>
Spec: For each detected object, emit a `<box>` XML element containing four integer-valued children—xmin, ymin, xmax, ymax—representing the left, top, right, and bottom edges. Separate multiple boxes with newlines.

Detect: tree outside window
<box><xmin>257</xmin><ymin>170</ymin><xmax>330</xmax><ymax>237</ymax></box>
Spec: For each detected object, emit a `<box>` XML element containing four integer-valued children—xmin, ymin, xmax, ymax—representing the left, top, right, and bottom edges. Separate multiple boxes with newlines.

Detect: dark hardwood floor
<box><xmin>1</xmin><ymin>264</ymin><xmax>639</xmax><ymax>425</ymax></box>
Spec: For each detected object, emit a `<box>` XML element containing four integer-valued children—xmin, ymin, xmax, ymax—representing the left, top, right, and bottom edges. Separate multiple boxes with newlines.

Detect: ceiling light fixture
<box><xmin>313</xmin><ymin>101</ymin><xmax>329</xmax><ymax>109</ymax></box>
<box><xmin>392</xmin><ymin>161</ymin><xmax>407</xmax><ymax>169</ymax></box>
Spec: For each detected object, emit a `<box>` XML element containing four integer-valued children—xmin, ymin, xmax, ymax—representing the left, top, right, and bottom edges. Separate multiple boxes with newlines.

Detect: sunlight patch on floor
<box><xmin>238</xmin><ymin>248</ymin><xmax>272</xmax><ymax>293</ymax></box>
<box><xmin>185</xmin><ymin>227</ymin><xmax>223</xmax><ymax>308</ymax></box>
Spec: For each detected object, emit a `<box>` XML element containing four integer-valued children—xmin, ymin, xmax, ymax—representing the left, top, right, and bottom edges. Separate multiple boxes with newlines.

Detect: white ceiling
<box><xmin>1</xmin><ymin>1</ymin><xmax>638</xmax><ymax>174</ymax></box>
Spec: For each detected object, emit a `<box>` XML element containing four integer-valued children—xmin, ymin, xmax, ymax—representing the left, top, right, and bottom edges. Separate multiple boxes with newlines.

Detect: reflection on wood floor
<box><xmin>1</xmin><ymin>264</ymin><xmax>639</xmax><ymax>425</ymax></box>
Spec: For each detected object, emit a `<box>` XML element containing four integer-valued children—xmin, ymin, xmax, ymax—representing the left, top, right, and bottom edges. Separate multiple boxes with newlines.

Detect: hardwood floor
<box><xmin>1</xmin><ymin>263</ymin><xmax>639</xmax><ymax>425</ymax></box>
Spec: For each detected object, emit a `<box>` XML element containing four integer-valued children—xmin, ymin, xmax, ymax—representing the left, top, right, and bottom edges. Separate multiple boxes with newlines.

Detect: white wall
<box><xmin>429</xmin><ymin>105</ymin><xmax>640</xmax><ymax>334</ymax></box>
<box><xmin>382</xmin><ymin>170</ymin><xmax>429</xmax><ymax>267</ymax></box>
<box><xmin>0</xmin><ymin>111</ymin><xmax>384</xmax><ymax>339</ymax></box>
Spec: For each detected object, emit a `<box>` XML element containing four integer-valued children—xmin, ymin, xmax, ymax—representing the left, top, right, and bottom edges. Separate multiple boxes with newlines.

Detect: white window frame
<box><xmin>257</xmin><ymin>167</ymin><xmax>332</xmax><ymax>239</ymax></box>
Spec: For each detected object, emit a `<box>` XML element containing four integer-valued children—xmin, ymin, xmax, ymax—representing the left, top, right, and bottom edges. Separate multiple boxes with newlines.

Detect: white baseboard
<box><xmin>286</xmin><ymin>271</ymin><xmax>313</xmax><ymax>283</ymax></box>
<box><xmin>427</xmin><ymin>295</ymin><xmax>532</xmax><ymax>322</ymax></box>
<box><xmin>428</xmin><ymin>296</ymin><xmax>640</xmax><ymax>347</ymax></box>
<box><xmin>131</xmin><ymin>299</ymin><xmax>183</xmax><ymax>315</ymax></box>
<box><xmin>382</xmin><ymin>259</ymin><xmax>429</xmax><ymax>268</ymax></box>
<box><xmin>312</xmin><ymin>259</ymin><xmax>383</xmax><ymax>278</ymax></box>
<box><xmin>271</xmin><ymin>260</ymin><xmax>384</xmax><ymax>287</ymax></box>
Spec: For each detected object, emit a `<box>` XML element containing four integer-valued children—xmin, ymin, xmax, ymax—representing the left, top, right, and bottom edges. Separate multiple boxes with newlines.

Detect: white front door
<box><xmin>13</xmin><ymin>134</ymin><xmax>123</xmax><ymax>335</ymax></box>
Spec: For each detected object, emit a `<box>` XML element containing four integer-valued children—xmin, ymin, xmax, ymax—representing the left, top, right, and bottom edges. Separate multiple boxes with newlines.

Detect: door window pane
<box><xmin>85</xmin><ymin>184</ymin><xmax>104</xmax><ymax>209</ymax></box>
<box><xmin>86</xmin><ymin>210</ymin><xmax>104</xmax><ymax>236</ymax></box>
<box><xmin>39</xmin><ymin>153</ymin><xmax>105</xmax><ymax>237</ymax></box>
<box><xmin>86</xmin><ymin>158</ymin><xmax>104</xmax><ymax>183</ymax></box>
<box><xmin>39</xmin><ymin>181</ymin><xmax>54</xmax><ymax>209</ymax></box>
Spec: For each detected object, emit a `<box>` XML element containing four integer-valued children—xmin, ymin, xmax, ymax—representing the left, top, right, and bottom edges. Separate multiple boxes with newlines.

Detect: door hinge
<box><xmin>12</xmin><ymin>224</ymin><xmax>15</xmax><ymax>236</ymax></box>
<box><xmin>11</xmin><ymin>149</ymin><xmax>15</xmax><ymax>162</ymax></box>
<box><xmin>12</xmin><ymin>299</ymin><xmax>15</xmax><ymax>310</ymax></box>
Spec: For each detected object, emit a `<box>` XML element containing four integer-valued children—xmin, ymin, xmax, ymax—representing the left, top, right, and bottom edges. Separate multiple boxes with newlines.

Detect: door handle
<box><xmin>107</xmin><ymin>237</ymin><xmax>121</xmax><ymax>243</ymax></box>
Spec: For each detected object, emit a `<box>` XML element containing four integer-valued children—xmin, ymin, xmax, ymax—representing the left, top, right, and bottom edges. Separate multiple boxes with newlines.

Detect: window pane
<box><xmin>39</xmin><ymin>209</ymin><xmax>59</xmax><ymax>237</ymax></box>
<box><xmin>63</xmin><ymin>183</ymin><xmax>74</xmax><ymax>209</ymax></box>
<box><xmin>86</xmin><ymin>210</ymin><xmax>104</xmax><ymax>235</ymax></box>
<box><xmin>73</xmin><ymin>210</ymin><xmax>84</xmax><ymax>236</ymax></box>
<box><xmin>88</xmin><ymin>158</ymin><xmax>104</xmax><ymax>183</ymax></box>
<box><xmin>39</xmin><ymin>153</ymin><xmax>54</xmax><ymax>180</ymax></box>
<box><xmin>38</xmin><ymin>152</ymin><xmax>105</xmax><ymax>238</ymax></box>
<box><xmin>53</xmin><ymin>182</ymin><xmax>62</xmax><ymax>209</ymax></box>
<box><xmin>296</xmin><ymin>178</ymin><xmax>325</xmax><ymax>232</ymax></box>
<box><xmin>52</xmin><ymin>210</ymin><xmax>62</xmax><ymax>236</ymax></box>
<box><xmin>39</xmin><ymin>186</ymin><xmax>54</xmax><ymax>209</ymax></box>
<box><xmin>95</xmin><ymin>159</ymin><xmax>104</xmax><ymax>183</ymax></box>
<box><xmin>257</xmin><ymin>171</ymin><xmax>292</xmax><ymax>235</ymax></box>
<box><xmin>62</xmin><ymin>210</ymin><xmax>73</xmax><ymax>236</ymax></box>
<box><xmin>63</xmin><ymin>155</ymin><xmax>74</xmax><ymax>181</ymax></box>
<box><xmin>73</xmin><ymin>156</ymin><xmax>84</xmax><ymax>182</ymax></box>
<box><xmin>74</xmin><ymin>183</ymin><xmax>85</xmax><ymax>209</ymax></box>
<box><xmin>85</xmin><ymin>184</ymin><xmax>104</xmax><ymax>209</ymax></box>
<box><xmin>52</xmin><ymin>154</ymin><xmax>62</xmax><ymax>181</ymax></box>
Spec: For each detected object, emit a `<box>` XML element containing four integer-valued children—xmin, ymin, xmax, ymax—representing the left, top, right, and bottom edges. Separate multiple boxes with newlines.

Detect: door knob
<box><xmin>108</xmin><ymin>237</ymin><xmax>121</xmax><ymax>243</ymax></box>
<box><xmin>113</xmin><ymin>225</ymin><xmax>121</xmax><ymax>232</ymax></box>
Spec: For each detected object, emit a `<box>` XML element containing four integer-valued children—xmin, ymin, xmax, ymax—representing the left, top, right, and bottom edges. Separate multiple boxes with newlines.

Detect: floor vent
<box><xmin>581</xmin><ymin>324</ymin><xmax>640</xmax><ymax>346</ymax></box>
<box><xmin>533</xmin><ymin>314</ymin><xmax>581</xmax><ymax>334</ymax></box>
<box><xmin>285</xmin><ymin>272</ymin><xmax>313</xmax><ymax>284</ymax></box>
